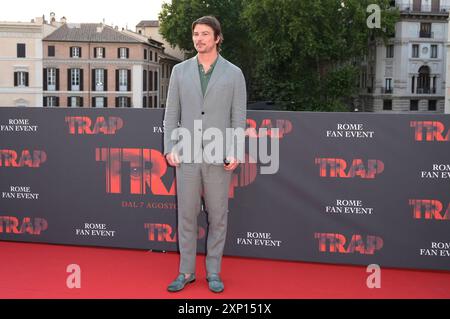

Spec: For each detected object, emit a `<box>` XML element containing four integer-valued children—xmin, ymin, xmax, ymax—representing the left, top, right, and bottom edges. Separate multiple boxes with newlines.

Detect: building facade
<box><xmin>136</xmin><ymin>20</ymin><xmax>185</xmax><ymax>61</ymax></box>
<box><xmin>42</xmin><ymin>23</ymin><xmax>164</xmax><ymax>108</ymax></box>
<box><xmin>359</xmin><ymin>0</ymin><xmax>449</xmax><ymax>113</ymax></box>
<box><xmin>0</xmin><ymin>18</ymin><xmax>56</xmax><ymax>107</ymax></box>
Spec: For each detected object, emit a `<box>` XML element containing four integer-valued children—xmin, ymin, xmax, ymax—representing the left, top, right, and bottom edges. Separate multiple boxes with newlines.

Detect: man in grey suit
<box><xmin>164</xmin><ymin>16</ymin><xmax>247</xmax><ymax>293</ymax></box>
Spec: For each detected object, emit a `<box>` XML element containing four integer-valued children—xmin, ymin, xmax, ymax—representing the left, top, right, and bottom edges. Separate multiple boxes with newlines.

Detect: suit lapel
<box><xmin>189</xmin><ymin>56</ymin><xmax>203</xmax><ymax>98</ymax></box>
<box><xmin>204</xmin><ymin>55</ymin><xmax>225</xmax><ymax>99</ymax></box>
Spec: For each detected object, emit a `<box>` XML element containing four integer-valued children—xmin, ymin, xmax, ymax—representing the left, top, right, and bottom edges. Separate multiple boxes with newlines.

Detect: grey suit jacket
<box><xmin>163</xmin><ymin>54</ymin><xmax>247</xmax><ymax>164</ymax></box>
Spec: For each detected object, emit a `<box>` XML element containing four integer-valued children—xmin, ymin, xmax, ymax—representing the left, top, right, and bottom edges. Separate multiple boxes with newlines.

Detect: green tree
<box><xmin>243</xmin><ymin>0</ymin><xmax>399</xmax><ymax>111</ymax></box>
<box><xmin>159</xmin><ymin>0</ymin><xmax>253</xmax><ymax>78</ymax></box>
<box><xmin>159</xmin><ymin>0</ymin><xmax>399</xmax><ymax>111</ymax></box>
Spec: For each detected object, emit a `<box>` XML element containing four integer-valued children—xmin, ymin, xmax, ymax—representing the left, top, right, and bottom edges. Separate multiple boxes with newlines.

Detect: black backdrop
<box><xmin>0</xmin><ymin>108</ymin><xmax>449</xmax><ymax>271</ymax></box>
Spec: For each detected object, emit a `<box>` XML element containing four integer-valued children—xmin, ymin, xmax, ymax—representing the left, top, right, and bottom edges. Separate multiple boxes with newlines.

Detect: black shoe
<box><xmin>167</xmin><ymin>273</ymin><xmax>196</xmax><ymax>292</ymax></box>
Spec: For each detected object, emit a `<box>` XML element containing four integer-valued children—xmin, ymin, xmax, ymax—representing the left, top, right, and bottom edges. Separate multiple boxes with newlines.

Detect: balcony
<box><xmin>396</xmin><ymin>3</ymin><xmax>450</xmax><ymax>16</ymax></box>
<box><xmin>382</xmin><ymin>87</ymin><xmax>393</xmax><ymax>94</ymax></box>
<box><xmin>419</xmin><ymin>31</ymin><xmax>433</xmax><ymax>38</ymax></box>
<box><xmin>416</xmin><ymin>87</ymin><xmax>436</xmax><ymax>94</ymax></box>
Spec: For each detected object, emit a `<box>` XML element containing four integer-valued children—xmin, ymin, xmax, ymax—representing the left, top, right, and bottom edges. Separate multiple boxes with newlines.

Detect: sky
<box><xmin>0</xmin><ymin>0</ymin><xmax>169</xmax><ymax>30</ymax></box>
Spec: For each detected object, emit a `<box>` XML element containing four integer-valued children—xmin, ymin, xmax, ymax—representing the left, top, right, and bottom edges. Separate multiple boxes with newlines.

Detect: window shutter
<box><xmin>80</xmin><ymin>97</ymin><xmax>84</xmax><ymax>107</ymax></box>
<box><xmin>56</xmin><ymin>97</ymin><xmax>60</xmax><ymax>107</ymax></box>
<box><xmin>25</xmin><ymin>72</ymin><xmax>29</xmax><ymax>87</ymax></box>
<box><xmin>68</xmin><ymin>69</ymin><xmax>71</xmax><ymax>91</ymax></box>
<box><xmin>103</xmin><ymin>97</ymin><xmax>107</xmax><ymax>107</ymax></box>
<box><xmin>67</xmin><ymin>97</ymin><xmax>71</xmax><ymax>107</ymax></box>
<box><xmin>79</xmin><ymin>47</ymin><xmax>82</xmax><ymax>58</ymax></box>
<box><xmin>154</xmin><ymin>71</ymin><xmax>157</xmax><ymax>91</ymax></box>
<box><xmin>127</xmin><ymin>97</ymin><xmax>131</xmax><ymax>107</ymax></box>
<box><xmin>115</xmin><ymin>70</ymin><xmax>119</xmax><ymax>91</ymax></box>
<box><xmin>56</xmin><ymin>69</ymin><xmax>60</xmax><ymax>91</ymax></box>
<box><xmin>14</xmin><ymin>72</ymin><xmax>18</xmax><ymax>87</ymax></box>
<box><xmin>126</xmin><ymin>48</ymin><xmax>129</xmax><ymax>59</ymax></box>
<box><xmin>92</xmin><ymin>69</ymin><xmax>96</xmax><ymax>91</ymax></box>
<box><xmin>115</xmin><ymin>97</ymin><xmax>119</xmax><ymax>107</ymax></box>
<box><xmin>43</xmin><ymin>97</ymin><xmax>47</xmax><ymax>107</ymax></box>
<box><xmin>117</xmin><ymin>48</ymin><xmax>120</xmax><ymax>58</ymax></box>
<box><xmin>144</xmin><ymin>49</ymin><xmax>147</xmax><ymax>60</ymax></box>
<box><xmin>143</xmin><ymin>96</ymin><xmax>146</xmax><ymax>108</ymax></box>
<box><xmin>92</xmin><ymin>97</ymin><xmax>95</xmax><ymax>107</ymax></box>
<box><xmin>43</xmin><ymin>68</ymin><xmax>48</xmax><ymax>91</ymax></box>
<box><xmin>104</xmin><ymin>69</ymin><xmax>108</xmax><ymax>91</ymax></box>
<box><xmin>149</xmin><ymin>71</ymin><xmax>153</xmax><ymax>91</ymax></box>
<box><xmin>70</xmin><ymin>47</ymin><xmax>73</xmax><ymax>58</ymax></box>
<box><xmin>103</xmin><ymin>47</ymin><xmax>106</xmax><ymax>58</ymax></box>
<box><xmin>143</xmin><ymin>70</ymin><xmax>147</xmax><ymax>91</ymax></box>
<box><xmin>94</xmin><ymin>47</ymin><xmax>97</xmax><ymax>58</ymax></box>
<box><xmin>127</xmin><ymin>69</ymin><xmax>131</xmax><ymax>91</ymax></box>
<box><xmin>80</xmin><ymin>69</ymin><xmax>84</xmax><ymax>91</ymax></box>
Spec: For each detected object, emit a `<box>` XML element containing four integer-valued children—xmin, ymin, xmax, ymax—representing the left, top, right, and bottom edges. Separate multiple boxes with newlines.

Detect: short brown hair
<box><xmin>192</xmin><ymin>16</ymin><xmax>224</xmax><ymax>51</ymax></box>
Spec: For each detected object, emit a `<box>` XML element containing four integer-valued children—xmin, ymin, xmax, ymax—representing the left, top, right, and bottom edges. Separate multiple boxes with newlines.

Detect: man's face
<box><xmin>193</xmin><ymin>23</ymin><xmax>219</xmax><ymax>54</ymax></box>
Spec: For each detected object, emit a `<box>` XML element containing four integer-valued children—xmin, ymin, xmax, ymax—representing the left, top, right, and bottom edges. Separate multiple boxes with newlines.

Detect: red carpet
<box><xmin>0</xmin><ymin>241</ymin><xmax>449</xmax><ymax>299</ymax></box>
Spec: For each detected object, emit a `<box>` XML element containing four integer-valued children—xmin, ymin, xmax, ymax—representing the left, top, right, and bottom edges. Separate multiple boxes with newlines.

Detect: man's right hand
<box><xmin>166</xmin><ymin>152</ymin><xmax>180</xmax><ymax>167</ymax></box>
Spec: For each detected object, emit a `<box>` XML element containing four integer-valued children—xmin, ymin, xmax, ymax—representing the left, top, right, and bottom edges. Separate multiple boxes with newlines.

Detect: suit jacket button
<box><xmin>201</xmin><ymin>112</ymin><xmax>205</xmax><ymax>115</ymax></box>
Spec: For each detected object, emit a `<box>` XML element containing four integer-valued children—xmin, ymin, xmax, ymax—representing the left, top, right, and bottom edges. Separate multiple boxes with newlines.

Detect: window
<box><xmin>14</xmin><ymin>71</ymin><xmax>29</xmax><ymax>87</ymax></box>
<box><xmin>154</xmin><ymin>71</ymin><xmax>158</xmax><ymax>91</ymax></box>
<box><xmin>428</xmin><ymin>100</ymin><xmax>437</xmax><ymax>111</ymax></box>
<box><xmin>410</xmin><ymin>100</ymin><xmax>419</xmax><ymax>111</ymax></box>
<box><xmin>17</xmin><ymin>43</ymin><xmax>26</xmax><ymax>58</ymax></box>
<box><xmin>68</xmin><ymin>96</ymin><xmax>83</xmax><ymax>107</ymax></box>
<box><xmin>154</xmin><ymin>52</ymin><xmax>158</xmax><ymax>62</ymax></box>
<box><xmin>95</xmin><ymin>47</ymin><xmax>105</xmax><ymax>58</ymax></box>
<box><xmin>71</xmin><ymin>68</ymin><xmax>81</xmax><ymax>91</ymax></box>
<box><xmin>383</xmin><ymin>100</ymin><xmax>392</xmax><ymax>111</ymax></box>
<box><xmin>95</xmin><ymin>69</ymin><xmax>105</xmax><ymax>91</ymax></box>
<box><xmin>149</xmin><ymin>51</ymin><xmax>153</xmax><ymax>61</ymax></box>
<box><xmin>117</xmin><ymin>97</ymin><xmax>129</xmax><ymax>108</ymax></box>
<box><xmin>412</xmin><ymin>44</ymin><xmax>419</xmax><ymax>58</ymax></box>
<box><xmin>48</xmin><ymin>46</ymin><xmax>55</xmax><ymax>57</ymax></box>
<box><xmin>385</xmin><ymin>78</ymin><xmax>393</xmax><ymax>93</ymax></box>
<box><xmin>144</xmin><ymin>49</ymin><xmax>147</xmax><ymax>60</ymax></box>
<box><xmin>119</xmin><ymin>47</ymin><xmax>128</xmax><ymax>59</ymax></box>
<box><xmin>119</xmin><ymin>69</ymin><xmax>128</xmax><ymax>91</ymax></box>
<box><xmin>95</xmin><ymin>97</ymin><xmax>105</xmax><ymax>108</ymax></box>
<box><xmin>47</xmin><ymin>68</ymin><xmax>56</xmax><ymax>91</ymax></box>
<box><xmin>143</xmin><ymin>96</ymin><xmax>147</xmax><ymax>108</ymax></box>
<box><xmin>45</xmin><ymin>96</ymin><xmax>59</xmax><ymax>107</ymax></box>
<box><xmin>386</xmin><ymin>45</ymin><xmax>394</xmax><ymax>58</ymax></box>
<box><xmin>420</xmin><ymin>23</ymin><xmax>432</xmax><ymax>38</ymax></box>
<box><xmin>431</xmin><ymin>45</ymin><xmax>438</xmax><ymax>58</ymax></box>
<box><xmin>71</xmin><ymin>47</ymin><xmax>81</xmax><ymax>58</ymax></box>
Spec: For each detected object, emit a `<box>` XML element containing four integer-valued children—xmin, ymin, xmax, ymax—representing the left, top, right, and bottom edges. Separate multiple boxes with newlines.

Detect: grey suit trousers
<box><xmin>176</xmin><ymin>163</ymin><xmax>232</xmax><ymax>275</ymax></box>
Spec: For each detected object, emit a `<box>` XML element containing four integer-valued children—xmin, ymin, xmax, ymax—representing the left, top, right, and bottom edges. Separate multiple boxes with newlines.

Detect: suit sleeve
<box><xmin>227</xmin><ymin>69</ymin><xmax>247</xmax><ymax>160</ymax></box>
<box><xmin>163</xmin><ymin>65</ymin><xmax>181</xmax><ymax>155</ymax></box>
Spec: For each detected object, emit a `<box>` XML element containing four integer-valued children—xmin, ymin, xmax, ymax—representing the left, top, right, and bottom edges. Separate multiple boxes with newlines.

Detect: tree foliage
<box><xmin>159</xmin><ymin>0</ymin><xmax>398</xmax><ymax>111</ymax></box>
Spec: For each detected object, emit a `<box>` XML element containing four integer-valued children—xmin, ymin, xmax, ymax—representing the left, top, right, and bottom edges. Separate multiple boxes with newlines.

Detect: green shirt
<box><xmin>197</xmin><ymin>56</ymin><xmax>218</xmax><ymax>97</ymax></box>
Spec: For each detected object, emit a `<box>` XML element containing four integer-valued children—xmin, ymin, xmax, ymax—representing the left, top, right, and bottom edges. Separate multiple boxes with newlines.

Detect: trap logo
<box><xmin>0</xmin><ymin>150</ymin><xmax>47</xmax><ymax>168</ymax></box>
<box><xmin>410</xmin><ymin>121</ymin><xmax>450</xmax><ymax>142</ymax></box>
<box><xmin>65</xmin><ymin>116</ymin><xmax>123</xmax><ymax>135</ymax></box>
<box><xmin>0</xmin><ymin>216</ymin><xmax>48</xmax><ymax>235</ymax></box>
<box><xmin>409</xmin><ymin>199</ymin><xmax>450</xmax><ymax>220</ymax></box>
<box><xmin>315</xmin><ymin>158</ymin><xmax>384</xmax><ymax>179</ymax></box>
<box><xmin>314</xmin><ymin>233</ymin><xmax>383</xmax><ymax>255</ymax></box>
<box><xmin>144</xmin><ymin>223</ymin><xmax>205</xmax><ymax>242</ymax></box>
